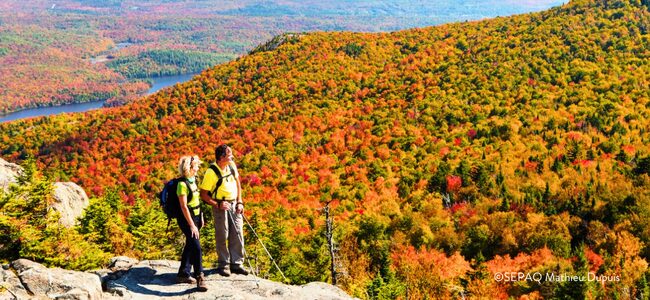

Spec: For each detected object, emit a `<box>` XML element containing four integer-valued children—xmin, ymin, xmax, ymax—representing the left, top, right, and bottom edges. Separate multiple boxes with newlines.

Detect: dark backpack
<box><xmin>209</xmin><ymin>164</ymin><xmax>235</xmax><ymax>198</ymax></box>
<box><xmin>160</xmin><ymin>177</ymin><xmax>192</xmax><ymax>220</ymax></box>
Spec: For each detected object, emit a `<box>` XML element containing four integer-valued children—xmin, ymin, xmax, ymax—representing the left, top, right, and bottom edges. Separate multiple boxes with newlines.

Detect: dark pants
<box><xmin>177</xmin><ymin>214</ymin><xmax>203</xmax><ymax>278</ymax></box>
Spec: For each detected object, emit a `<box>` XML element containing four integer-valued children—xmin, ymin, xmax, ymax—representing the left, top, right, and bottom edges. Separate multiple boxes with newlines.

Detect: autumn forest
<box><xmin>1</xmin><ymin>0</ymin><xmax>650</xmax><ymax>299</ymax></box>
<box><xmin>0</xmin><ymin>0</ymin><xmax>558</xmax><ymax>115</ymax></box>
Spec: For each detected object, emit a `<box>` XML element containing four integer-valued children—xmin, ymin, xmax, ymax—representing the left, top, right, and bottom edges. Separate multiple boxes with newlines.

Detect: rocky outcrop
<box><xmin>0</xmin><ymin>158</ymin><xmax>89</xmax><ymax>227</ymax></box>
<box><xmin>3</xmin><ymin>259</ymin><xmax>103</xmax><ymax>300</ymax></box>
<box><xmin>107</xmin><ymin>257</ymin><xmax>138</xmax><ymax>271</ymax></box>
<box><xmin>249</xmin><ymin>33</ymin><xmax>303</xmax><ymax>55</ymax></box>
<box><xmin>52</xmin><ymin>182</ymin><xmax>90</xmax><ymax>227</ymax></box>
<box><xmin>0</xmin><ymin>259</ymin><xmax>355</xmax><ymax>300</ymax></box>
<box><xmin>0</xmin><ymin>158</ymin><xmax>21</xmax><ymax>190</ymax></box>
<box><xmin>0</xmin><ymin>265</ymin><xmax>30</xmax><ymax>300</ymax></box>
<box><xmin>103</xmin><ymin>260</ymin><xmax>353</xmax><ymax>300</ymax></box>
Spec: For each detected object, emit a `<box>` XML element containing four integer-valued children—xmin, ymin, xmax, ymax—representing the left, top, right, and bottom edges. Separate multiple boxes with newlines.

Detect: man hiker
<box><xmin>200</xmin><ymin>144</ymin><xmax>249</xmax><ymax>276</ymax></box>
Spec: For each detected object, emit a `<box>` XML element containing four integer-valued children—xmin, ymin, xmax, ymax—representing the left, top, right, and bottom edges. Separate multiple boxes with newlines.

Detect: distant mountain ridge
<box><xmin>0</xmin><ymin>0</ymin><xmax>564</xmax><ymax>114</ymax></box>
<box><xmin>1</xmin><ymin>0</ymin><xmax>649</xmax><ymax>298</ymax></box>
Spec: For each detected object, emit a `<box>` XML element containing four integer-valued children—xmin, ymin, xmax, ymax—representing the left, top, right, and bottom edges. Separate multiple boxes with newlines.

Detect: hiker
<box><xmin>199</xmin><ymin>144</ymin><xmax>248</xmax><ymax>276</ymax></box>
<box><xmin>176</xmin><ymin>155</ymin><xmax>208</xmax><ymax>291</ymax></box>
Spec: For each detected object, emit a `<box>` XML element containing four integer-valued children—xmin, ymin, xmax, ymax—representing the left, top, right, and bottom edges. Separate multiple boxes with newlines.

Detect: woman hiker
<box><xmin>176</xmin><ymin>155</ymin><xmax>208</xmax><ymax>291</ymax></box>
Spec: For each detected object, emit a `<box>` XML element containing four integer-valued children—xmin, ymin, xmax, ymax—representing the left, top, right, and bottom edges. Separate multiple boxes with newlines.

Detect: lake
<box><xmin>0</xmin><ymin>73</ymin><xmax>198</xmax><ymax>123</ymax></box>
<box><xmin>147</xmin><ymin>73</ymin><xmax>197</xmax><ymax>96</ymax></box>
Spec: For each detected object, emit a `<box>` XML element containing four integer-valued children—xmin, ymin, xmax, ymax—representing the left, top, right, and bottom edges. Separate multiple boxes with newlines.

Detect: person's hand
<box><xmin>220</xmin><ymin>201</ymin><xmax>231</xmax><ymax>211</ymax></box>
<box><xmin>190</xmin><ymin>225</ymin><xmax>200</xmax><ymax>239</ymax></box>
<box><xmin>236</xmin><ymin>202</ymin><xmax>244</xmax><ymax>214</ymax></box>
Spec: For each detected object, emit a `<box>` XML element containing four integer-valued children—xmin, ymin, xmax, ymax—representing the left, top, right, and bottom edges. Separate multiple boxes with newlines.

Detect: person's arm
<box><xmin>199</xmin><ymin>167</ymin><xmax>219</xmax><ymax>208</ymax></box>
<box><xmin>203</xmin><ymin>189</ymin><xmax>231</xmax><ymax>210</ymax></box>
<box><xmin>235</xmin><ymin>163</ymin><xmax>243</xmax><ymax>213</ymax></box>
<box><xmin>200</xmin><ymin>189</ymin><xmax>218</xmax><ymax>207</ymax></box>
<box><xmin>236</xmin><ymin>177</ymin><xmax>242</xmax><ymax>203</ymax></box>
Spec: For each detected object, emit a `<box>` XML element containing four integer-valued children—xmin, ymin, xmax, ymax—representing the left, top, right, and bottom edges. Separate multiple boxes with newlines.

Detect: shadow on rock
<box><xmin>104</xmin><ymin>261</ymin><xmax>199</xmax><ymax>297</ymax></box>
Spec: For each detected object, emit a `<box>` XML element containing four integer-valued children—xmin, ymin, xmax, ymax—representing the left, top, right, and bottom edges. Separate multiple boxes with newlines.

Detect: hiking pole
<box><xmin>241</xmin><ymin>214</ymin><xmax>288</xmax><ymax>283</ymax></box>
<box><xmin>227</xmin><ymin>210</ymin><xmax>260</xmax><ymax>288</ymax></box>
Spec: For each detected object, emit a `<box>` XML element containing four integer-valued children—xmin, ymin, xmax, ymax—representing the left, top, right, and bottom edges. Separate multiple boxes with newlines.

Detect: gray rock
<box><xmin>2</xmin><ymin>258</ymin><xmax>356</xmax><ymax>299</ymax></box>
<box><xmin>108</xmin><ymin>257</ymin><xmax>139</xmax><ymax>271</ymax></box>
<box><xmin>0</xmin><ymin>158</ymin><xmax>21</xmax><ymax>190</ymax></box>
<box><xmin>11</xmin><ymin>259</ymin><xmax>102</xmax><ymax>300</ymax></box>
<box><xmin>103</xmin><ymin>260</ymin><xmax>356</xmax><ymax>300</ymax></box>
<box><xmin>52</xmin><ymin>182</ymin><xmax>90</xmax><ymax>227</ymax></box>
<box><xmin>249</xmin><ymin>33</ymin><xmax>303</xmax><ymax>55</ymax></box>
<box><xmin>0</xmin><ymin>158</ymin><xmax>89</xmax><ymax>228</ymax></box>
<box><xmin>52</xmin><ymin>288</ymin><xmax>92</xmax><ymax>300</ymax></box>
<box><xmin>300</xmin><ymin>282</ymin><xmax>354</xmax><ymax>300</ymax></box>
<box><xmin>10</xmin><ymin>258</ymin><xmax>43</xmax><ymax>273</ymax></box>
<box><xmin>0</xmin><ymin>267</ymin><xmax>30</xmax><ymax>300</ymax></box>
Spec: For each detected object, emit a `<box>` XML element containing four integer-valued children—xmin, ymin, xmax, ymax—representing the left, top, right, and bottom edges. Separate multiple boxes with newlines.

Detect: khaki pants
<box><xmin>212</xmin><ymin>202</ymin><xmax>244</xmax><ymax>269</ymax></box>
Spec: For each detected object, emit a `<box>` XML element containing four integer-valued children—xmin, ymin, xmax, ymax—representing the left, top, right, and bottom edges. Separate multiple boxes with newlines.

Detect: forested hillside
<box><xmin>0</xmin><ymin>24</ymin><xmax>151</xmax><ymax>114</ymax></box>
<box><xmin>1</xmin><ymin>0</ymin><xmax>650</xmax><ymax>298</ymax></box>
<box><xmin>0</xmin><ymin>0</ymin><xmax>561</xmax><ymax>115</ymax></box>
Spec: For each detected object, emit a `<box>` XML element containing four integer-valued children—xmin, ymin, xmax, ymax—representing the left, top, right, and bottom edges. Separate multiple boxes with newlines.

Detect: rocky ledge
<box><xmin>0</xmin><ymin>257</ymin><xmax>354</xmax><ymax>300</ymax></box>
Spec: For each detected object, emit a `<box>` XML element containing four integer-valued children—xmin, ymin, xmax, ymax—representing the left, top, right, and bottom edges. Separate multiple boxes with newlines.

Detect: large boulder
<box><xmin>52</xmin><ymin>182</ymin><xmax>90</xmax><ymax>227</ymax></box>
<box><xmin>0</xmin><ymin>158</ymin><xmax>90</xmax><ymax>227</ymax></box>
<box><xmin>10</xmin><ymin>259</ymin><xmax>103</xmax><ymax>300</ymax></box>
<box><xmin>0</xmin><ymin>265</ymin><xmax>30</xmax><ymax>300</ymax></box>
<box><xmin>0</xmin><ymin>158</ymin><xmax>21</xmax><ymax>190</ymax></box>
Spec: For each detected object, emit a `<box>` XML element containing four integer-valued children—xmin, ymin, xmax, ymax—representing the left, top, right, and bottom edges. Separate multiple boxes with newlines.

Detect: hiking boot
<box><xmin>196</xmin><ymin>274</ymin><xmax>208</xmax><ymax>292</ymax></box>
<box><xmin>230</xmin><ymin>265</ymin><xmax>249</xmax><ymax>276</ymax></box>
<box><xmin>176</xmin><ymin>275</ymin><xmax>196</xmax><ymax>284</ymax></box>
<box><xmin>216</xmin><ymin>268</ymin><xmax>230</xmax><ymax>277</ymax></box>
